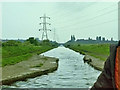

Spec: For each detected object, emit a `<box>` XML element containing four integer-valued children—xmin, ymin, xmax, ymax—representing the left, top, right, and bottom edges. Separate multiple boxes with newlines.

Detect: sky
<box><xmin>1</xmin><ymin>2</ymin><xmax>118</xmax><ymax>43</ymax></box>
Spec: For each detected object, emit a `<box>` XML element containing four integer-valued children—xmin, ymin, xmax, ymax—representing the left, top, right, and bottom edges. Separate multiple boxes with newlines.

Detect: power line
<box><xmin>80</xmin><ymin>7</ymin><xmax>118</xmax><ymax>23</ymax></box>
<box><xmin>97</xmin><ymin>4</ymin><xmax>117</xmax><ymax>12</ymax></box>
<box><xmin>56</xmin><ymin>17</ymin><xmax>118</xmax><ymax>31</ymax></box>
<box><xmin>39</xmin><ymin>14</ymin><xmax>51</xmax><ymax>40</ymax></box>
<box><xmin>54</xmin><ymin>3</ymin><xmax>117</xmax><ymax>28</ymax></box>
<box><xmin>48</xmin><ymin>3</ymin><xmax>96</xmax><ymax>24</ymax></box>
<box><xmin>79</xmin><ymin>18</ymin><xmax>118</xmax><ymax>30</ymax></box>
<box><xmin>56</xmin><ymin>7</ymin><xmax>118</xmax><ymax>29</ymax></box>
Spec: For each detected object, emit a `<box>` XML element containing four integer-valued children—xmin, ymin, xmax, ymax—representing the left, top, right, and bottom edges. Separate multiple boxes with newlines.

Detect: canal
<box><xmin>9</xmin><ymin>46</ymin><xmax>101</xmax><ymax>88</ymax></box>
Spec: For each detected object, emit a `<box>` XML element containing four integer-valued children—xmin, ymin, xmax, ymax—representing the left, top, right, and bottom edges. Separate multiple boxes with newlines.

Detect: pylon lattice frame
<box><xmin>39</xmin><ymin>14</ymin><xmax>51</xmax><ymax>40</ymax></box>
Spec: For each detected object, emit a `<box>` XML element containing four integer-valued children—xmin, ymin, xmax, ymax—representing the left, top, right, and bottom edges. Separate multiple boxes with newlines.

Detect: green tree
<box><xmin>26</xmin><ymin>37</ymin><xmax>39</xmax><ymax>46</ymax></box>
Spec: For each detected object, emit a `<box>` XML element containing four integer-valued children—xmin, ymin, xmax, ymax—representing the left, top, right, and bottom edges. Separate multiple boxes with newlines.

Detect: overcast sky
<box><xmin>2</xmin><ymin>2</ymin><xmax>118</xmax><ymax>43</ymax></box>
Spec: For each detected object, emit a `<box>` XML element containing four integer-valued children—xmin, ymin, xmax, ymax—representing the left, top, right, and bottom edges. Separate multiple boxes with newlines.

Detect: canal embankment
<box><xmin>83</xmin><ymin>55</ymin><xmax>104</xmax><ymax>71</ymax></box>
<box><xmin>64</xmin><ymin>44</ymin><xmax>110</xmax><ymax>71</ymax></box>
<box><xmin>1</xmin><ymin>39</ymin><xmax>59</xmax><ymax>85</ymax></box>
<box><xmin>1</xmin><ymin>54</ymin><xmax>59</xmax><ymax>85</ymax></box>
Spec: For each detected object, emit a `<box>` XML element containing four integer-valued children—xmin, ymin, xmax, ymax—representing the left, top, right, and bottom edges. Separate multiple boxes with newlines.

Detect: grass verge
<box><xmin>66</xmin><ymin>44</ymin><xmax>110</xmax><ymax>61</ymax></box>
<box><xmin>2</xmin><ymin>45</ymin><xmax>55</xmax><ymax>67</ymax></box>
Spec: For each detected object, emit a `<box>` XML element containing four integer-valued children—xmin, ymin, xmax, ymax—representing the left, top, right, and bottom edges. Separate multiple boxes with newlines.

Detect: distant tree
<box><xmin>26</xmin><ymin>37</ymin><xmax>39</xmax><ymax>46</ymax></box>
<box><xmin>67</xmin><ymin>44</ymin><xmax>70</xmax><ymax>47</ymax></box>
<box><xmin>71</xmin><ymin>35</ymin><xmax>75</xmax><ymax>42</ymax></box>
<box><xmin>78</xmin><ymin>44</ymin><xmax>80</xmax><ymax>46</ymax></box>
<box><xmin>73</xmin><ymin>35</ymin><xmax>75</xmax><ymax>41</ymax></box>
<box><xmin>96</xmin><ymin>36</ymin><xmax>99</xmax><ymax>41</ymax></box>
<box><xmin>50</xmin><ymin>41</ymin><xmax>59</xmax><ymax>47</ymax></box>
<box><xmin>40</xmin><ymin>39</ymin><xmax>50</xmax><ymax>46</ymax></box>
<box><xmin>43</xmin><ymin>39</ymin><xmax>50</xmax><ymax>42</ymax></box>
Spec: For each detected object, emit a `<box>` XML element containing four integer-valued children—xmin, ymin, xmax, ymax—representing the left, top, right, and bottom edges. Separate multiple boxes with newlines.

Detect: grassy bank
<box><xmin>65</xmin><ymin>44</ymin><xmax>110</xmax><ymax>61</ymax></box>
<box><xmin>2</xmin><ymin>39</ymin><xmax>58</xmax><ymax>67</ymax></box>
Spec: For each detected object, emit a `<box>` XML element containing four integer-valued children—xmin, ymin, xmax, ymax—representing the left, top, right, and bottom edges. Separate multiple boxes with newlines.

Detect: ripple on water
<box><xmin>8</xmin><ymin>46</ymin><xmax>101</xmax><ymax>88</ymax></box>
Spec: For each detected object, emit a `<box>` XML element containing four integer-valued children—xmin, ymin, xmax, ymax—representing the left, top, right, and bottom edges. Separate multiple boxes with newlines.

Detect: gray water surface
<box><xmin>11</xmin><ymin>46</ymin><xmax>101</xmax><ymax>88</ymax></box>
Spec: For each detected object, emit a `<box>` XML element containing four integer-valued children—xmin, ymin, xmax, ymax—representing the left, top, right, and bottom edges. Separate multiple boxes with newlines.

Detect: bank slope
<box><xmin>65</xmin><ymin>44</ymin><xmax>110</xmax><ymax>71</ymax></box>
<box><xmin>1</xmin><ymin>55</ymin><xmax>59</xmax><ymax>85</ymax></box>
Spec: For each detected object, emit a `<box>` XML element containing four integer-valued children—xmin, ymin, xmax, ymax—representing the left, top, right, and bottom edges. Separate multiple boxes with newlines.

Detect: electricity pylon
<box><xmin>39</xmin><ymin>14</ymin><xmax>51</xmax><ymax>40</ymax></box>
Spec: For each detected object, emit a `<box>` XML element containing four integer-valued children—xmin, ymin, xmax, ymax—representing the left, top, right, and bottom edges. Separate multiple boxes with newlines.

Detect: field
<box><xmin>2</xmin><ymin>40</ymin><xmax>58</xmax><ymax>67</ymax></box>
<box><xmin>66</xmin><ymin>44</ymin><xmax>110</xmax><ymax>61</ymax></box>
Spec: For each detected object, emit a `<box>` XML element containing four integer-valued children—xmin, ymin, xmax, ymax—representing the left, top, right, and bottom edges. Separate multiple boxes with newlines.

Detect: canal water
<box><xmin>9</xmin><ymin>46</ymin><xmax>101</xmax><ymax>88</ymax></box>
